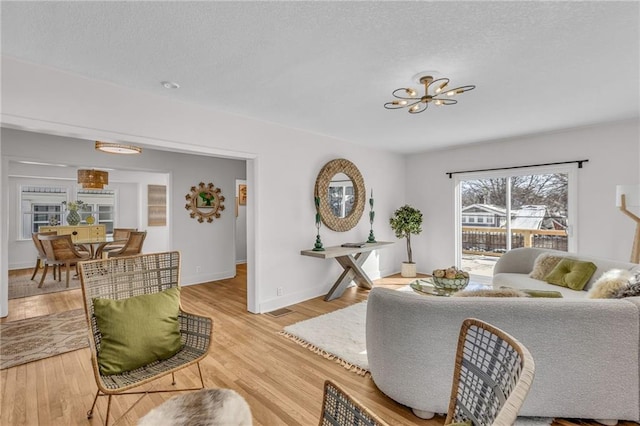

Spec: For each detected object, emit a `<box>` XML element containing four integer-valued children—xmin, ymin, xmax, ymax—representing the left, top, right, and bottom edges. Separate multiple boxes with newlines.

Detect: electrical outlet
<box><xmin>277</xmin><ymin>287</ymin><xmax>283</xmax><ymax>296</ymax></box>
<box><xmin>196</xmin><ymin>266</ymin><xmax>201</xmax><ymax>273</ymax></box>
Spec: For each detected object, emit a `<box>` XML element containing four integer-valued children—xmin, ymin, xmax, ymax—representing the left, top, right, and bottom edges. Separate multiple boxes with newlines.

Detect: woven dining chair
<box><xmin>102</xmin><ymin>230</ymin><xmax>147</xmax><ymax>258</ymax></box>
<box><xmin>319</xmin><ymin>380</ymin><xmax>390</xmax><ymax>426</ymax></box>
<box><xmin>78</xmin><ymin>251</ymin><xmax>213</xmax><ymax>426</ymax></box>
<box><xmin>445</xmin><ymin>318</ymin><xmax>536</xmax><ymax>426</ymax></box>
<box><xmin>38</xmin><ymin>234</ymin><xmax>91</xmax><ymax>287</ymax></box>
<box><xmin>99</xmin><ymin>228</ymin><xmax>137</xmax><ymax>256</ymax></box>
<box><xmin>30</xmin><ymin>231</ymin><xmax>58</xmax><ymax>283</ymax></box>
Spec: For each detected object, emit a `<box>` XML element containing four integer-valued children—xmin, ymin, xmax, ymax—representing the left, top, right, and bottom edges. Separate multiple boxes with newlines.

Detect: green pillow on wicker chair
<box><xmin>93</xmin><ymin>287</ymin><xmax>182</xmax><ymax>375</ymax></box>
<box><xmin>544</xmin><ymin>258</ymin><xmax>597</xmax><ymax>291</ymax></box>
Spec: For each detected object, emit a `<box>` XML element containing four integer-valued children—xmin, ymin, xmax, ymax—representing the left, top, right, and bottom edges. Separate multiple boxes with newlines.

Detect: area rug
<box><xmin>280</xmin><ymin>301</ymin><xmax>369</xmax><ymax>375</ymax></box>
<box><xmin>280</xmin><ymin>301</ymin><xmax>552</xmax><ymax>425</ymax></box>
<box><xmin>8</xmin><ymin>270</ymin><xmax>81</xmax><ymax>299</ymax></box>
<box><xmin>0</xmin><ymin>309</ymin><xmax>89</xmax><ymax>369</ymax></box>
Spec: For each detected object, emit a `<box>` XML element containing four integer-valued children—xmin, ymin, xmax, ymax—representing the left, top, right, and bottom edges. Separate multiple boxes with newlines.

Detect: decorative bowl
<box><xmin>432</xmin><ymin>276</ymin><xmax>470</xmax><ymax>291</ymax></box>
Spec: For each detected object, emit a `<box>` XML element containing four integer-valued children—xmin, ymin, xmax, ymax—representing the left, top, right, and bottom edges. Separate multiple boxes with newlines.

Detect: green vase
<box><xmin>66</xmin><ymin>210</ymin><xmax>81</xmax><ymax>226</ymax></box>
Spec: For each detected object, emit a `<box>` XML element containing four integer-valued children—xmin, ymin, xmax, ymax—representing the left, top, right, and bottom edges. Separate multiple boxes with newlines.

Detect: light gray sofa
<box><xmin>492</xmin><ymin>247</ymin><xmax>639</xmax><ymax>298</ymax></box>
<box><xmin>366</xmin><ymin>248</ymin><xmax>640</xmax><ymax>423</ymax></box>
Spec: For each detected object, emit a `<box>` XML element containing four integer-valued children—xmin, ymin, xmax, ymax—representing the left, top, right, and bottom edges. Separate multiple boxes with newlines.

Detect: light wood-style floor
<box><xmin>1</xmin><ymin>266</ymin><xmax>636</xmax><ymax>426</ymax></box>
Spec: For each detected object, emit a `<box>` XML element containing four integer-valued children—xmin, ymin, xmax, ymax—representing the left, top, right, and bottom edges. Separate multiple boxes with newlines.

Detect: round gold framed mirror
<box><xmin>314</xmin><ymin>158</ymin><xmax>365</xmax><ymax>232</ymax></box>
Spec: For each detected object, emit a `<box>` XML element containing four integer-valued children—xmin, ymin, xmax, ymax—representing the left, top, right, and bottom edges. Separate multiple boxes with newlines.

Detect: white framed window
<box><xmin>455</xmin><ymin>164</ymin><xmax>577</xmax><ymax>280</ymax></box>
<box><xmin>77</xmin><ymin>189</ymin><xmax>116</xmax><ymax>234</ymax></box>
<box><xmin>20</xmin><ymin>186</ymin><xmax>67</xmax><ymax>239</ymax></box>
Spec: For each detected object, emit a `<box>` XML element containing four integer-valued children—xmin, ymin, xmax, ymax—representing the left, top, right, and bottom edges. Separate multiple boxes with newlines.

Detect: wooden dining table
<box><xmin>74</xmin><ymin>236</ymin><xmax>127</xmax><ymax>259</ymax></box>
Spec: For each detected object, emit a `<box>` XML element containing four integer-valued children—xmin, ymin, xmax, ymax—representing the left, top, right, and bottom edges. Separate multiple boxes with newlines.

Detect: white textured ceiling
<box><xmin>1</xmin><ymin>1</ymin><xmax>638</xmax><ymax>153</ymax></box>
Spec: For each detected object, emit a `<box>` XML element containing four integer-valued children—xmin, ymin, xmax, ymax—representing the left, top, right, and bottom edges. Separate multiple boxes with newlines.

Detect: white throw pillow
<box><xmin>529</xmin><ymin>253</ymin><xmax>565</xmax><ymax>280</ymax></box>
<box><xmin>587</xmin><ymin>269</ymin><xmax>632</xmax><ymax>299</ymax></box>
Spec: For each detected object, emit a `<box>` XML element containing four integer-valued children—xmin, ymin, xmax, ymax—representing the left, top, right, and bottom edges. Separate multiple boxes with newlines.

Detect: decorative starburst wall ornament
<box><xmin>185</xmin><ymin>182</ymin><xmax>225</xmax><ymax>223</ymax></box>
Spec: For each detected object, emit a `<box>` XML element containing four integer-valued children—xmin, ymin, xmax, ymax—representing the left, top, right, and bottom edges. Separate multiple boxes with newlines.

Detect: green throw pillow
<box><xmin>93</xmin><ymin>287</ymin><xmax>182</xmax><ymax>375</ymax></box>
<box><xmin>544</xmin><ymin>258</ymin><xmax>597</xmax><ymax>291</ymax></box>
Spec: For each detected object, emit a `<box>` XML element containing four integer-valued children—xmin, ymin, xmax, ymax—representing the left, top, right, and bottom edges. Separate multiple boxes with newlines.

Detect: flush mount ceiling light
<box><xmin>78</xmin><ymin>169</ymin><xmax>109</xmax><ymax>189</ymax></box>
<box><xmin>384</xmin><ymin>74</ymin><xmax>476</xmax><ymax>114</ymax></box>
<box><xmin>95</xmin><ymin>141</ymin><xmax>142</xmax><ymax>155</ymax></box>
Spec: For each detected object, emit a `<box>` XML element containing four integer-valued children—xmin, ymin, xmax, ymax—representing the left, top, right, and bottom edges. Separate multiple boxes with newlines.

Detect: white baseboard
<box><xmin>9</xmin><ymin>262</ymin><xmax>34</xmax><ymax>270</ymax></box>
<box><xmin>181</xmin><ymin>269</ymin><xmax>236</xmax><ymax>286</ymax></box>
<box><xmin>259</xmin><ymin>285</ymin><xmax>329</xmax><ymax>313</ymax></box>
<box><xmin>258</xmin><ymin>267</ymin><xmax>406</xmax><ymax>314</ymax></box>
<box><xmin>376</xmin><ymin>267</ymin><xmax>398</xmax><ymax>279</ymax></box>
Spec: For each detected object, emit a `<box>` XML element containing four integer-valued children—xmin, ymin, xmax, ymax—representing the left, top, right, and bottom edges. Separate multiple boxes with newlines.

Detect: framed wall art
<box><xmin>148</xmin><ymin>184</ymin><xmax>167</xmax><ymax>226</ymax></box>
<box><xmin>239</xmin><ymin>184</ymin><xmax>247</xmax><ymax>206</ymax></box>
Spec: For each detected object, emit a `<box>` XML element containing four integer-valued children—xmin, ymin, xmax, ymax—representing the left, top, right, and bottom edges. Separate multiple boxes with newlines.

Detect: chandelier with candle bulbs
<box><xmin>384</xmin><ymin>75</ymin><xmax>475</xmax><ymax>114</ymax></box>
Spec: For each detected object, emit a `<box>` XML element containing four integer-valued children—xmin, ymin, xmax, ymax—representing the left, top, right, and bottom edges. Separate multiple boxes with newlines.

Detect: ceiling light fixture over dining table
<box><xmin>77</xmin><ymin>169</ymin><xmax>108</xmax><ymax>189</ymax></box>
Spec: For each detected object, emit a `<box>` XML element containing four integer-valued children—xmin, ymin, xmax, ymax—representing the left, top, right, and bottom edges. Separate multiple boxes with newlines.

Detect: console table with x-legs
<box><xmin>301</xmin><ymin>241</ymin><xmax>394</xmax><ymax>301</ymax></box>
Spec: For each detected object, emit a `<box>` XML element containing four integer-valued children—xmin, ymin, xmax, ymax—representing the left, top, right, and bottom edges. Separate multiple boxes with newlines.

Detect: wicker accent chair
<box><xmin>319</xmin><ymin>380</ymin><xmax>390</xmax><ymax>426</ymax></box>
<box><xmin>38</xmin><ymin>234</ymin><xmax>91</xmax><ymax>287</ymax></box>
<box><xmin>103</xmin><ymin>230</ymin><xmax>147</xmax><ymax>258</ymax></box>
<box><xmin>78</xmin><ymin>251</ymin><xmax>213</xmax><ymax>426</ymax></box>
<box><xmin>445</xmin><ymin>318</ymin><xmax>536</xmax><ymax>426</ymax></box>
<box><xmin>30</xmin><ymin>231</ymin><xmax>58</xmax><ymax>283</ymax></box>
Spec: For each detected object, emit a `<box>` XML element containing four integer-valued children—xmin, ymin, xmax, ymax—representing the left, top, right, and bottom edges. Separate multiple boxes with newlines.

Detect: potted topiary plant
<box><xmin>389</xmin><ymin>204</ymin><xmax>423</xmax><ymax>277</ymax></box>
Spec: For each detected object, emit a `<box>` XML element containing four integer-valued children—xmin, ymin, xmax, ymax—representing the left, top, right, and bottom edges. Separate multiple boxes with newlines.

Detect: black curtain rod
<box><xmin>446</xmin><ymin>159</ymin><xmax>589</xmax><ymax>179</ymax></box>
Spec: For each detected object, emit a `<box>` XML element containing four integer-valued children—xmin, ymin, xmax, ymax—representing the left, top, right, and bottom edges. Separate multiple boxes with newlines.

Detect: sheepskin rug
<box><xmin>453</xmin><ymin>288</ymin><xmax>529</xmax><ymax>298</ymax></box>
<box><xmin>138</xmin><ymin>389</ymin><xmax>252</xmax><ymax>426</ymax></box>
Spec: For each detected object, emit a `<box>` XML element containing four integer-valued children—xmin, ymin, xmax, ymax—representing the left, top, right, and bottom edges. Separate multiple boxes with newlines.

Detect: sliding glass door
<box><xmin>456</xmin><ymin>166</ymin><xmax>576</xmax><ymax>280</ymax></box>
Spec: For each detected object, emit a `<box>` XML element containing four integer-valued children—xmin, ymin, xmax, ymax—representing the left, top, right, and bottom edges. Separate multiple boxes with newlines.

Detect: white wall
<box><xmin>405</xmin><ymin>119</ymin><xmax>640</xmax><ymax>273</ymax></box>
<box><xmin>168</xmin><ymin>151</ymin><xmax>245</xmax><ymax>284</ymax></box>
<box><xmin>0</xmin><ymin>57</ymin><xmax>406</xmax><ymax>315</ymax></box>
<box><xmin>127</xmin><ymin>171</ymin><xmax>169</xmax><ymax>262</ymax></box>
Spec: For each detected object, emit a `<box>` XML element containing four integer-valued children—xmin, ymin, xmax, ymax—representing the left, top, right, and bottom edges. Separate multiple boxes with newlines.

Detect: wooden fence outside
<box><xmin>462</xmin><ymin>226</ymin><xmax>568</xmax><ymax>256</ymax></box>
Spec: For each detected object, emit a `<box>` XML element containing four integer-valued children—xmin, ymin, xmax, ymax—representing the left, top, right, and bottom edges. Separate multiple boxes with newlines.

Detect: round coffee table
<box><xmin>410</xmin><ymin>278</ymin><xmax>491</xmax><ymax>297</ymax></box>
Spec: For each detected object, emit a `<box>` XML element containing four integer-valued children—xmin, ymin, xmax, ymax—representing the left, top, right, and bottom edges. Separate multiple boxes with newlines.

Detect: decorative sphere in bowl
<box><xmin>431</xmin><ymin>266</ymin><xmax>470</xmax><ymax>290</ymax></box>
